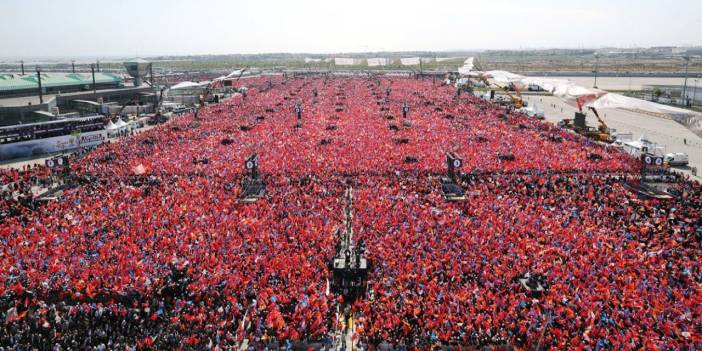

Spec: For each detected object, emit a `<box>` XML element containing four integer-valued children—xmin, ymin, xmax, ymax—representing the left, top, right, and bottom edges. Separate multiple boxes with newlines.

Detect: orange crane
<box><xmin>477</xmin><ymin>75</ymin><xmax>523</xmax><ymax>109</ymax></box>
<box><xmin>585</xmin><ymin>106</ymin><xmax>613</xmax><ymax>142</ymax></box>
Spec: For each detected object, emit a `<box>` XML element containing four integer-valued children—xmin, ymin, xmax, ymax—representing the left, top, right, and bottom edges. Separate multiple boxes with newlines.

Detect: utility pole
<box><xmin>627</xmin><ymin>71</ymin><xmax>632</xmax><ymax>95</ymax></box>
<box><xmin>36</xmin><ymin>66</ymin><xmax>43</xmax><ymax>104</ymax></box>
<box><xmin>20</xmin><ymin>60</ymin><xmax>25</xmax><ymax>75</ymax></box>
<box><xmin>593</xmin><ymin>53</ymin><xmax>600</xmax><ymax>88</ymax></box>
<box><xmin>96</xmin><ymin>60</ymin><xmax>100</xmax><ymax>72</ymax></box>
<box><xmin>90</xmin><ymin>63</ymin><xmax>97</xmax><ymax>101</ymax></box>
<box><xmin>71</xmin><ymin>60</ymin><xmax>75</xmax><ymax>73</ymax></box>
<box><xmin>149</xmin><ymin>63</ymin><xmax>155</xmax><ymax>86</ymax></box>
<box><xmin>681</xmin><ymin>56</ymin><xmax>690</xmax><ymax>106</ymax></box>
<box><xmin>693</xmin><ymin>76</ymin><xmax>700</xmax><ymax>107</ymax></box>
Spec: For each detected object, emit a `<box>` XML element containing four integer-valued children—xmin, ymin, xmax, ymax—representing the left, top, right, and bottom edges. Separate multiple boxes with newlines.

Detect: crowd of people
<box><xmin>0</xmin><ymin>75</ymin><xmax>699</xmax><ymax>350</ymax></box>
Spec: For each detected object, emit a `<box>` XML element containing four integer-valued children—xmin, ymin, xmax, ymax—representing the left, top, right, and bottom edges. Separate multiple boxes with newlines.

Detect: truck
<box><xmin>664</xmin><ymin>153</ymin><xmax>689</xmax><ymax>166</ymax></box>
<box><xmin>623</xmin><ymin>136</ymin><xmax>667</xmax><ymax>166</ymax></box>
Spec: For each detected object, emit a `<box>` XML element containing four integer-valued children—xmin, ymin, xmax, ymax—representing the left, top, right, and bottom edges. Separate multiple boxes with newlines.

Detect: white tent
<box><xmin>114</xmin><ymin>119</ymin><xmax>133</xmax><ymax>132</ymax></box>
<box><xmin>106</xmin><ymin>120</ymin><xmax>121</xmax><ymax>137</ymax></box>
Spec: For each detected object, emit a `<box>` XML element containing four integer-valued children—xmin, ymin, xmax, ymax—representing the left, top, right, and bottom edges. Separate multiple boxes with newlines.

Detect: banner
<box><xmin>334</xmin><ymin>58</ymin><xmax>355</xmax><ymax>66</ymax></box>
<box><xmin>367</xmin><ymin>58</ymin><xmax>389</xmax><ymax>67</ymax></box>
<box><xmin>400</xmin><ymin>57</ymin><xmax>421</xmax><ymax>66</ymax></box>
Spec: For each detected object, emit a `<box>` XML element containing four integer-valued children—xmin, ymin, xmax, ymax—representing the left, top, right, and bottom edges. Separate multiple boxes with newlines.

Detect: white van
<box><xmin>664</xmin><ymin>153</ymin><xmax>689</xmax><ymax>166</ymax></box>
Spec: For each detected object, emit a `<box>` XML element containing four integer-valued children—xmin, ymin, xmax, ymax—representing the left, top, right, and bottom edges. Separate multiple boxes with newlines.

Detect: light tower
<box><xmin>90</xmin><ymin>63</ymin><xmax>97</xmax><ymax>101</ymax></box>
<box><xmin>123</xmin><ymin>58</ymin><xmax>151</xmax><ymax>86</ymax></box>
<box><xmin>681</xmin><ymin>56</ymin><xmax>690</xmax><ymax>106</ymax></box>
<box><xmin>35</xmin><ymin>66</ymin><xmax>43</xmax><ymax>104</ymax></box>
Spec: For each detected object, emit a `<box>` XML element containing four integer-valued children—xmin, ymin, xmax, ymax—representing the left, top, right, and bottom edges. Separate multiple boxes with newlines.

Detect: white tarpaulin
<box><xmin>367</xmin><ymin>58</ymin><xmax>389</xmax><ymax>67</ymax></box>
<box><xmin>305</xmin><ymin>57</ymin><xmax>322</xmax><ymax>63</ymax></box>
<box><xmin>458</xmin><ymin>57</ymin><xmax>482</xmax><ymax>76</ymax></box>
<box><xmin>592</xmin><ymin>92</ymin><xmax>696</xmax><ymax>115</ymax></box>
<box><xmin>334</xmin><ymin>58</ymin><xmax>355</xmax><ymax>66</ymax></box>
<box><xmin>169</xmin><ymin>81</ymin><xmax>203</xmax><ymax>90</ymax></box>
<box><xmin>480</xmin><ymin>70</ymin><xmax>702</xmax><ymax>135</ymax></box>
<box><xmin>590</xmin><ymin>92</ymin><xmax>702</xmax><ymax>136</ymax></box>
<box><xmin>483</xmin><ymin>70</ymin><xmax>525</xmax><ymax>85</ymax></box>
<box><xmin>436</xmin><ymin>57</ymin><xmax>463</xmax><ymax>62</ymax></box>
<box><xmin>225</xmin><ymin>70</ymin><xmax>246</xmax><ymax>78</ymax></box>
<box><xmin>400</xmin><ymin>57</ymin><xmax>421</xmax><ymax>66</ymax></box>
<box><xmin>481</xmin><ymin>71</ymin><xmax>606</xmax><ymax>106</ymax></box>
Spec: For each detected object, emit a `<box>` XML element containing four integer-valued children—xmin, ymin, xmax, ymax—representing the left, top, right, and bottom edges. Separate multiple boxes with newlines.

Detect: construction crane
<box><xmin>199</xmin><ymin>67</ymin><xmax>249</xmax><ymax>106</ymax></box>
<box><xmin>149</xmin><ymin>87</ymin><xmax>170</xmax><ymax>125</ymax></box>
<box><xmin>476</xmin><ymin>75</ymin><xmax>524</xmax><ymax>109</ymax></box>
<box><xmin>113</xmin><ymin>94</ymin><xmax>142</xmax><ymax>119</ymax></box>
<box><xmin>585</xmin><ymin>106</ymin><xmax>614</xmax><ymax>142</ymax></box>
<box><xmin>558</xmin><ymin>106</ymin><xmax>613</xmax><ymax>143</ymax></box>
<box><xmin>504</xmin><ymin>85</ymin><xmax>524</xmax><ymax>109</ymax></box>
<box><xmin>199</xmin><ymin>80</ymin><xmax>222</xmax><ymax>106</ymax></box>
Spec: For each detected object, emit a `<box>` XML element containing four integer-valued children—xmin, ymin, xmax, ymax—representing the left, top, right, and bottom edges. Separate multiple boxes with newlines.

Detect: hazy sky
<box><xmin>1</xmin><ymin>0</ymin><xmax>701</xmax><ymax>57</ymax></box>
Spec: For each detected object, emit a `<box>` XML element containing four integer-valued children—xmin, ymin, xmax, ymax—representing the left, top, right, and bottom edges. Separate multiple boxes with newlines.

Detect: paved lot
<box><xmin>523</xmin><ymin>95</ymin><xmax>702</xmax><ymax>180</ymax></box>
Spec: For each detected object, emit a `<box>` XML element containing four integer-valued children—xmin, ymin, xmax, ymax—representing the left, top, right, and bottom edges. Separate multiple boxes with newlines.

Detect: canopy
<box><xmin>105</xmin><ymin>120</ymin><xmax>118</xmax><ymax>130</ymax></box>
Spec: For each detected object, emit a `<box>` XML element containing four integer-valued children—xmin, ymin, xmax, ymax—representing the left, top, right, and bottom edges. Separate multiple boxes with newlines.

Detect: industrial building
<box><xmin>643</xmin><ymin>83</ymin><xmax>702</xmax><ymax>106</ymax></box>
<box><xmin>0</xmin><ymin>60</ymin><xmax>155</xmax><ymax>125</ymax></box>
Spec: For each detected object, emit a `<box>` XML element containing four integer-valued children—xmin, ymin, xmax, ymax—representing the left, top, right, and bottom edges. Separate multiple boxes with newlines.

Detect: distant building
<box><xmin>643</xmin><ymin>84</ymin><xmax>701</xmax><ymax>106</ymax></box>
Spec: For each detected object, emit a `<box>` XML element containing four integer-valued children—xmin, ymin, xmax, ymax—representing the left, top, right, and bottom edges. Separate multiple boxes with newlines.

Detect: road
<box><xmin>523</xmin><ymin>95</ymin><xmax>702</xmax><ymax>180</ymax></box>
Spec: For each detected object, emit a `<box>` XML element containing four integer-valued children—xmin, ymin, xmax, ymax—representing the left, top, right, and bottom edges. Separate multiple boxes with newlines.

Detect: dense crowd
<box><xmin>0</xmin><ymin>75</ymin><xmax>700</xmax><ymax>350</ymax></box>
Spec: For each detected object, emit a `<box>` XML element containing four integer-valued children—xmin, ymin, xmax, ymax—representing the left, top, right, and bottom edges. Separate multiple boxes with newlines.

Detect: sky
<box><xmin>1</xmin><ymin>0</ymin><xmax>701</xmax><ymax>58</ymax></box>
